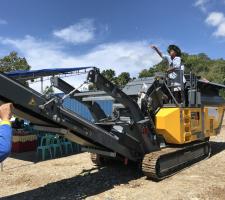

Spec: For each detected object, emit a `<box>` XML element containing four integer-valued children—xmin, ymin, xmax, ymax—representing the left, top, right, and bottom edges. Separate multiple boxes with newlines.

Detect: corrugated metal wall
<box><xmin>63</xmin><ymin>98</ymin><xmax>113</xmax><ymax>121</ymax></box>
<box><xmin>59</xmin><ymin>95</ymin><xmax>113</xmax><ymax>153</ymax></box>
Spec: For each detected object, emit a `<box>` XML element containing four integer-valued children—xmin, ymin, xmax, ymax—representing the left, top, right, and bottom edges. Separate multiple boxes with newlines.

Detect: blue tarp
<box><xmin>5</xmin><ymin>67</ymin><xmax>93</xmax><ymax>80</ymax></box>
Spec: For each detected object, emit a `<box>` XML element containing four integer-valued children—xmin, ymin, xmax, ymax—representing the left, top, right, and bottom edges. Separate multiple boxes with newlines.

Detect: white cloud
<box><xmin>0</xmin><ymin>35</ymin><xmax>161</xmax><ymax>92</ymax></box>
<box><xmin>0</xmin><ymin>19</ymin><xmax>7</xmax><ymax>25</ymax></box>
<box><xmin>0</xmin><ymin>35</ymin><xmax>161</xmax><ymax>76</ymax></box>
<box><xmin>194</xmin><ymin>0</ymin><xmax>209</xmax><ymax>12</ymax></box>
<box><xmin>215</xmin><ymin>22</ymin><xmax>225</xmax><ymax>37</ymax></box>
<box><xmin>205</xmin><ymin>12</ymin><xmax>225</xmax><ymax>37</ymax></box>
<box><xmin>1</xmin><ymin>35</ymin><xmax>66</xmax><ymax>67</ymax></box>
<box><xmin>53</xmin><ymin>19</ymin><xmax>95</xmax><ymax>44</ymax></box>
<box><xmin>205</xmin><ymin>12</ymin><xmax>224</xmax><ymax>26</ymax></box>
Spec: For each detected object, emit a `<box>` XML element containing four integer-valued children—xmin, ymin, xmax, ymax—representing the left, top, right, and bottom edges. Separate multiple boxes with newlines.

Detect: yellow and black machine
<box><xmin>84</xmin><ymin>68</ymin><xmax>225</xmax><ymax>180</ymax></box>
<box><xmin>140</xmin><ymin>70</ymin><xmax>225</xmax><ymax>180</ymax></box>
<box><xmin>1</xmin><ymin>67</ymin><xmax>225</xmax><ymax>181</ymax></box>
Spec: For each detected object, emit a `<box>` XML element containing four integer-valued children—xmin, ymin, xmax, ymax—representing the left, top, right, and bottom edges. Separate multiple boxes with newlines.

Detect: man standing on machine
<box><xmin>150</xmin><ymin>44</ymin><xmax>182</xmax><ymax>71</ymax></box>
<box><xmin>150</xmin><ymin>44</ymin><xmax>185</xmax><ymax>102</ymax></box>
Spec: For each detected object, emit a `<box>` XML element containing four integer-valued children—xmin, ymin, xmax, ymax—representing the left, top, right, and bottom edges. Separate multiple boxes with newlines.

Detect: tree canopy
<box><xmin>101</xmin><ymin>69</ymin><xmax>116</xmax><ymax>82</ymax></box>
<box><xmin>43</xmin><ymin>86</ymin><xmax>54</xmax><ymax>96</ymax></box>
<box><xmin>115</xmin><ymin>72</ymin><xmax>131</xmax><ymax>86</ymax></box>
<box><xmin>139</xmin><ymin>53</ymin><xmax>225</xmax><ymax>85</ymax></box>
<box><xmin>0</xmin><ymin>51</ymin><xmax>31</xmax><ymax>73</ymax></box>
<box><xmin>1</xmin><ymin>51</ymin><xmax>225</xmax><ymax>89</ymax></box>
<box><xmin>101</xmin><ymin>69</ymin><xmax>131</xmax><ymax>87</ymax></box>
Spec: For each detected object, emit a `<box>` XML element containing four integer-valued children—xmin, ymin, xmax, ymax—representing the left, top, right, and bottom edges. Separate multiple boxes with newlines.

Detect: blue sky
<box><xmin>0</xmin><ymin>0</ymin><xmax>225</xmax><ymax>89</ymax></box>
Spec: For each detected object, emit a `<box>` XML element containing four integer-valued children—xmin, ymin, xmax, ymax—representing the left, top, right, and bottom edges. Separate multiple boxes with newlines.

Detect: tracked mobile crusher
<box><xmin>0</xmin><ymin>67</ymin><xmax>225</xmax><ymax>180</ymax></box>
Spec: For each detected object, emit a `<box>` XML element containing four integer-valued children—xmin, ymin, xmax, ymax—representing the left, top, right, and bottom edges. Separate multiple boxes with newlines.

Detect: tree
<box><xmin>43</xmin><ymin>86</ymin><xmax>54</xmax><ymax>96</ymax></box>
<box><xmin>101</xmin><ymin>69</ymin><xmax>131</xmax><ymax>87</ymax></box>
<box><xmin>139</xmin><ymin>68</ymin><xmax>156</xmax><ymax>78</ymax></box>
<box><xmin>138</xmin><ymin>52</ymin><xmax>225</xmax><ymax>85</ymax></box>
<box><xmin>115</xmin><ymin>72</ymin><xmax>131</xmax><ymax>86</ymax></box>
<box><xmin>101</xmin><ymin>69</ymin><xmax>116</xmax><ymax>82</ymax></box>
<box><xmin>0</xmin><ymin>51</ymin><xmax>31</xmax><ymax>73</ymax></box>
<box><xmin>181</xmin><ymin>53</ymin><xmax>210</xmax><ymax>74</ymax></box>
<box><xmin>139</xmin><ymin>59</ymin><xmax>167</xmax><ymax>78</ymax></box>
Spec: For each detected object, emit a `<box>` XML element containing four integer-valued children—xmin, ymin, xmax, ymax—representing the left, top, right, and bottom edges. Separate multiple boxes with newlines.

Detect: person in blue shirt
<box><xmin>0</xmin><ymin>103</ymin><xmax>13</xmax><ymax>162</ymax></box>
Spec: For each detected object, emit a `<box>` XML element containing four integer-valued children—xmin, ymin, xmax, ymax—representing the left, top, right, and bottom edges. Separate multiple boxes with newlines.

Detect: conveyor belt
<box><xmin>0</xmin><ymin>73</ymin><xmax>141</xmax><ymax>161</ymax></box>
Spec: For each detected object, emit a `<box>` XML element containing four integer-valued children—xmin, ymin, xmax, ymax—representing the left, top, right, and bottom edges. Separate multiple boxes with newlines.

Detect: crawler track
<box><xmin>142</xmin><ymin>142</ymin><xmax>211</xmax><ymax>181</ymax></box>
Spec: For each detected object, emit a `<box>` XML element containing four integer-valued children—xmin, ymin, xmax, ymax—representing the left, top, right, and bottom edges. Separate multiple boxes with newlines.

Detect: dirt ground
<box><xmin>1</xmin><ymin>123</ymin><xmax>225</xmax><ymax>200</ymax></box>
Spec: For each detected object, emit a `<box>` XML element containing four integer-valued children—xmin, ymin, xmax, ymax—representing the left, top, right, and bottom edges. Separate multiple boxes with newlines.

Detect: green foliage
<box><xmin>139</xmin><ymin>52</ymin><xmax>225</xmax><ymax>85</ymax></box>
<box><xmin>101</xmin><ymin>69</ymin><xmax>116</xmax><ymax>82</ymax></box>
<box><xmin>182</xmin><ymin>53</ymin><xmax>225</xmax><ymax>84</ymax></box>
<box><xmin>115</xmin><ymin>72</ymin><xmax>131</xmax><ymax>86</ymax></box>
<box><xmin>139</xmin><ymin>60</ymin><xmax>167</xmax><ymax>78</ymax></box>
<box><xmin>0</xmin><ymin>51</ymin><xmax>31</xmax><ymax>72</ymax></box>
<box><xmin>139</xmin><ymin>68</ymin><xmax>155</xmax><ymax>78</ymax></box>
<box><xmin>101</xmin><ymin>69</ymin><xmax>131</xmax><ymax>86</ymax></box>
<box><xmin>43</xmin><ymin>86</ymin><xmax>54</xmax><ymax>95</ymax></box>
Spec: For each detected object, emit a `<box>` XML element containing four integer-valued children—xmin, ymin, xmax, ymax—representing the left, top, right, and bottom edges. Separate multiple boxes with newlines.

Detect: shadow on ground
<box><xmin>3</xmin><ymin>141</ymin><xmax>225</xmax><ymax>200</ymax></box>
<box><xmin>10</xmin><ymin>151</ymin><xmax>38</xmax><ymax>162</ymax></box>
<box><xmin>210</xmin><ymin>141</ymin><xmax>225</xmax><ymax>157</ymax></box>
<box><xmin>2</xmin><ymin>161</ymin><xmax>142</xmax><ymax>200</ymax></box>
<box><xmin>10</xmin><ymin>151</ymin><xmax>80</xmax><ymax>163</ymax></box>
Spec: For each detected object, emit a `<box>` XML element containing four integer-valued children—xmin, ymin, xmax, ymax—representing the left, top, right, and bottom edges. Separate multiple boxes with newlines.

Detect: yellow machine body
<box><xmin>155</xmin><ymin>106</ymin><xmax>225</xmax><ymax>144</ymax></box>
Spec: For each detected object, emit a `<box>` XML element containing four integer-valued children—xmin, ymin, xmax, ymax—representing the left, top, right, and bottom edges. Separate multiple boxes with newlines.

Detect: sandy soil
<box><xmin>1</xmin><ymin>123</ymin><xmax>225</xmax><ymax>199</ymax></box>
